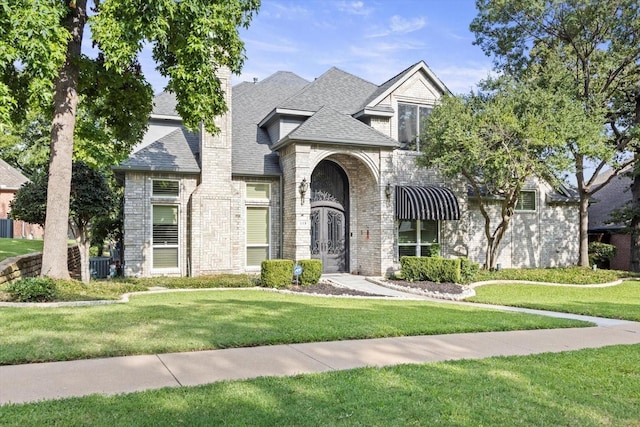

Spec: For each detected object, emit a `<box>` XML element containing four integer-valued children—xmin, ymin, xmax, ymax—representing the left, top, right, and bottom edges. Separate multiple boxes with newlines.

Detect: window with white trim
<box><xmin>515</xmin><ymin>191</ymin><xmax>536</xmax><ymax>211</ymax></box>
<box><xmin>152</xmin><ymin>180</ymin><xmax>179</xmax><ymax>197</ymax></box>
<box><xmin>246</xmin><ymin>183</ymin><xmax>271</xmax><ymax>267</ymax></box>
<box><xmin>152</xmin><ymin>205</ymin><xmax>179</xmax><ymax>270</ymax></box>
<box><xmin>398</xmin><ymin>219</ymin><xmax>439</xmax><ymax>257</ymax></box>
<box><xmin>398</xmin><ymin>103</ymin><xmax>432</xmax><ymax>151</ymax></box>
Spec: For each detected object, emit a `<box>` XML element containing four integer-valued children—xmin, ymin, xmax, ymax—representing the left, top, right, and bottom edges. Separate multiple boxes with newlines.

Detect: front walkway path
<box><xmin>1</xmin><ymin>274</ymin><xmax>639</xmax><ymax>406</ymax></box>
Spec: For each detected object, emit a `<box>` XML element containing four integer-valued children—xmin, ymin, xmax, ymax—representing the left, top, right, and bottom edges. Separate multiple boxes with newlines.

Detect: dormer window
<box><xmin>398</xmin><ymin>103</ymin><xmax>432</xmax><ymax>151</ymax></box>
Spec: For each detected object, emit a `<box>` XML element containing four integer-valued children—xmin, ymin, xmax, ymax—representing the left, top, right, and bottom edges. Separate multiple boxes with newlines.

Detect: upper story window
<box><xmin>398</xmin><ymin>103</ymin><xmax>432</xmax><ymax>151</ymax></box>
<box><xmin>152</xmin><ymin>180</ymin><xmax>179</xmax><ymax>197</ymax></box>
<box><xmin>246</xmin><ymin>182</ymin><xmax>270</xmax><ymax>200</ymax></box>
<box><xmin>515</xmin><ymin>191</ymin><xmax>536</xmax><ymax>211</ymax></box>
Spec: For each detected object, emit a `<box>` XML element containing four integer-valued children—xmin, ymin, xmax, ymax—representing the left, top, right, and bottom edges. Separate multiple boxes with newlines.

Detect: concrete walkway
<box><xmin>1</xmin><ymin>275</ymin><xmax>639</xmax><ymax>406</ymax></box>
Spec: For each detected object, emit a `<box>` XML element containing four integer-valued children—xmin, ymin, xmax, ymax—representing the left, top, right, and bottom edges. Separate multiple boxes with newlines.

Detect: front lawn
<box><xmin>0</xmin><ymin>238</ymin><xmax>43</xmax><ymax>262</ymax></box>
<box><xmin>468</xmin><ymin>280</ymin><xmax>640</xmax><ymax>321</ymax></box>
<box><xmin>1</xmin><ymin>344</ymin><xmax>638</xmax><ymax>426</ymax></box>
<box><xmin>0</xmin><ymin>290</ymin><xmax>588</xmax><ymax>365</ymax></box>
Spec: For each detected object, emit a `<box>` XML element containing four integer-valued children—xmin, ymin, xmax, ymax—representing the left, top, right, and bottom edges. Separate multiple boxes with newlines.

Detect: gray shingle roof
<box><xmin>277</xmin><ymin>67</ymin><xmax>377</xmax><ymax>115</ymax></box>
<box><xmin>115</xmin><ymin>127</ymin><xmax>200</xmax><ymax>173</ymax></box>
<box><xmin>232</xmin><ymin>72</ymin><xmax>310</xmax><ymax>176</ymax></box>
<box><xmin>274</xmin><ymin>105</ymin><xmax>398</xmax><ymax>149</ymax></box>
<box><xmin>152</xmin><ymin>92</ymin><xmax>179</xmax><ymax>117</ymax></box>
<box><xmin>588</xmin><ymin>169</ymin><xmax>632</xmax><ymax>231</ymax></box>
<box><xmin>0</xmin><ymin>158</ymin><xmax>28</xmax><ymax>189</ymax></box>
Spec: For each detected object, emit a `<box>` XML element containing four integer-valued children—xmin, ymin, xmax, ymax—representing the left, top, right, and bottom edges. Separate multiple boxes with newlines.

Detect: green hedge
<box><xmin>297</xmin><ymin>259</ymin><xmax>322</xmax><ymax>286</ymax></box>
<box><xmin>6</xmin><ymin>277</ymin><xmax>57</xmax><ymax>302</ymax></box>
<box><xmin>460</xmin><ymin>257</ymin><xmax>479</xmax><ymax>284</ymax></box>
<box><xmin>261</xmin><ymin>259</ymin><xmax>295</xmax><ymax>288</ymax></box>
<box><xmin>423</xmin><ymin>243</ymin><xmax>441</xmax><ymax>257</ymax></box>
<box><xmin>400</xmin><ymin>256</ymin><xmax>461</xmax><ymax>283</ymax></box>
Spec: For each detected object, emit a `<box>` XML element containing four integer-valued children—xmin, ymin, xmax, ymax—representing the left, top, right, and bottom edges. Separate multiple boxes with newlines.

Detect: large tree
<box><xmin>10</xmin><ymin>162</ymin><xmax>113</xmax><ymax>283</ymax></box>
<box><xmin>471</xmin><ymin>0</ymin><xmax>640</xmax><ymax>268</ymax></box>
<box><xmin>0</xmin><ymin>0</ymin><xmax>259</xmax><ymax>279</ymax></box>
<box><xmin>419</xmin><ymin>77</ymin><xmax>596</xmax><ymax>269</ymax></box>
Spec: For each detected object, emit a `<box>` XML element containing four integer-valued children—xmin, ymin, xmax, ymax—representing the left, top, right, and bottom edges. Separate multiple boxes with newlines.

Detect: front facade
<box><xmin>116</xmin><ymin>61</ymin><xmax>579</xmax><ymax>277</ymax></box>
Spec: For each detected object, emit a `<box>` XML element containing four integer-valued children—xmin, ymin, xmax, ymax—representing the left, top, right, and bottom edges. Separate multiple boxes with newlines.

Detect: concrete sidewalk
<box><xmin>2</xmin><ymin>322</ymin><xmax>640</xmax><ymax>405</ymax></box>
<box><xmin>2</xmin><ymin>275</ymin><xmax>640</xmax><ymax>406</ymax></box>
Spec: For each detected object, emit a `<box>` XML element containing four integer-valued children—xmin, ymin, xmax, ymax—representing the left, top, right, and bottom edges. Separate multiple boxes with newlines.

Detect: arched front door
<box><xmin>310</xmin><ymin>160</ymin><xmax>348</xmax><ymax>273</ymax></box>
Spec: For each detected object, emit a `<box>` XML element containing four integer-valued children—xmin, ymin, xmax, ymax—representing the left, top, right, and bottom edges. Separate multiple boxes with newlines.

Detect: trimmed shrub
<box><xmin>6</xmin><ymin>277</ymin><xmax>57</xmax><ymax>302</ymax></box>
<box><xmin>459</xmin><ymin>257</ymin><xmax>479</xmax><ymax>284</ymax></box>
<box><xmin>423</xmin><ymin>243</ymin><xmax>441</xmax><ymax>257</ymax></box>
<box><xmin>400</xmin><ymin>256</ymin><xmax>461</xmax><ymax>283</ymax></box>
<box><xmin>588</xmin><ymin>242</ymin><xmax>617</xmax><ymax>268</ymax></box>
<box><xmin>261</xmin><ymin>259</ymin><xmax>295</xmax><ymax>288</ymax></box>
<box><xmin>297</xmin><ymin>259</ymin><xmax>322</xmax><ymax>286</ymax></box>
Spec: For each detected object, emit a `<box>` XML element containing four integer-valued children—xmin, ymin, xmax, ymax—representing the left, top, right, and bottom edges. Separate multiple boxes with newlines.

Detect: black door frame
<box><xmin>310</xmin><ymin>160</ymin><xmax>349</xmax><ymax>273</ymax></box>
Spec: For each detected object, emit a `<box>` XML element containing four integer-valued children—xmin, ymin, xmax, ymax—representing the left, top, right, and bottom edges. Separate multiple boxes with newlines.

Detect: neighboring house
<box><xmin>0</xmin><ymin>158</ymin><xmax>43</xmax><ymax>239</ymax></box>
<box><xmin>115</xmin><ymin>61</ymin><xmax>579</xmax><ymax>277</ymax></box>
<box><xmin>588</xmin><ymin>169</ymin><xmax>631</xmax><ymax>270</ymax></box>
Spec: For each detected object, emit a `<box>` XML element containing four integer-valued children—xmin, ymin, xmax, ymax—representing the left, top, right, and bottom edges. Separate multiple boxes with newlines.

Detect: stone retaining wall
<box><xmin>0</xmin><ymin>246</ymin><xmax>81</xmax><ymax>285</ymax></box>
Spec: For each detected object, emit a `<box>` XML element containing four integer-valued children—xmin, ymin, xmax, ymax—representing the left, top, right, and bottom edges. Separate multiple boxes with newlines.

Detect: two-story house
<box><xmin>115</xmin><ymin>60</ymin><xmax>579</xmax><ymax>277</ymax></box>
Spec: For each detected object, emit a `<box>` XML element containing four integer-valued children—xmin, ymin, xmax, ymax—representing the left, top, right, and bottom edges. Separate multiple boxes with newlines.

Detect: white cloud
<box><xmin>335</xmin><ymin>1</ymin><xmax>372</xmax><ymax>16</ymax></box>
<box><xmin>367</xmin><ymin>15</ymin><xmax>426</xmax><ymax>38</ymax></box>
<box><xmin>389</xmin><ymin>15</ymin><xmax>426</xmax><ymax>34</ymax></box>
<box><xmin>432</xmin><ymin>64</ymin><xmax>496</xmax><ymax>94</ymax></box>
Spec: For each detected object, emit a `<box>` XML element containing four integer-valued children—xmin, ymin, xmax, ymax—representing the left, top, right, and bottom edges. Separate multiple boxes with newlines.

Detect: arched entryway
<box><xmin>310</xmin><ymin>160</ymin><xmax>349</xmax><ymax>273</ymax></box>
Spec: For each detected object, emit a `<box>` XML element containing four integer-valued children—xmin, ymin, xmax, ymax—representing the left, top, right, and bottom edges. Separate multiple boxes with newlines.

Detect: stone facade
<box><xmin>121</xmin><ymin>61</ymin><xmax>580</xmax><ymax>278</ymax></box>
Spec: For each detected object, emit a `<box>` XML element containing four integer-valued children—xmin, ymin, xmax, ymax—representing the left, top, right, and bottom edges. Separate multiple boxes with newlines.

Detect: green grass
<box><xmin>0</xmin><ymin>289</ymin><xmax>588</xmax><ymax>365</ymax></box>
<box><xmin>1</xmin><ymin>344</ymin><xmax>638</xmax><ymax>426</ymax></box>
<box><xmin>473</xmin><ymin>266</ymin><xmax>634</xmax><ymax>284</ymax></box>
<box><xmin>0</xmin><ymin>238</ymin><xmax>43</xmax><ymax>261</ymax></box>
<box><xmin>468</xmin><ymin>280</ymin><xmax>640</xmax><ymax>321</ymax></box>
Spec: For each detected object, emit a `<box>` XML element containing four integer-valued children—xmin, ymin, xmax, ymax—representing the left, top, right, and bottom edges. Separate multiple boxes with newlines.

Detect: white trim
<box><xmin>151</xmin><ymin>179</ymin><xmax>180</xmax><ymax>198</ymax></box>
<box><xmin>245</xmin><ymin>205</ymin><xmax>271</xmax><ymax>268</ymax></box>
<box><xmin>151</xmin><ymin>204</ymin><xmax>180</xmax><ymax>273</ymax></box>
<box><xmin>366</xmin><ymin>61</ymin><xmax>450</xmax><ymax>108</ymax></box>
<box><xmin>397</xmin><ymin>219</ymin><xmax>440</xmax><ymax>257</ymax></box>
<box><xmin>515</xmin><ymin>190</ymin><xmax>538</xmax><ymax>212</ymax></box>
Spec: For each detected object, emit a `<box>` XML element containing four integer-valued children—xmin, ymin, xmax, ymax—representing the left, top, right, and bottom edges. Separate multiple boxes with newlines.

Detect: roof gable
<box><xmin>273</xmin><ymin>105</ymin><xmax>398</xmax><ymax>149</ymax></box>
<box><xmin>152</xmin><ymin>91</ymin><xmax>180</xmax><ymax>118</ymax></box>
<box><xmin>0</xmin><ymin>158</ymin><xmax>28</xmax><ymax>189</ymax></box>
<box><xmin>361</xmin><ymin>61</ymin><xmax>449</xmax><ymax>111</ymax></box>
<box><xmin>116</xmin><ymin>127</ymin><xmax>200</xmax><ymax>173</ymax></box>
<box><xmin>277</xmin><ymin>67</ymin><xmax>377</xmax><ymax>115</ymax></box>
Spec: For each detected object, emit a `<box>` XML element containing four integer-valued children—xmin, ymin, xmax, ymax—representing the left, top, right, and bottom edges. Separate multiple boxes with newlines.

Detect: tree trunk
<box><xmin>577</xmin><ymin>189</ymin><xmax>590</xmax><ymax>267</ymax></box>
<box><xmin>78</xmin><ymin>232</ymin><xmax>91</xmax><ymax>284</ymax></box>
<box><xmin>41</xmin><ymin>1</ymin><xmax>86</xmax><ymax>279</ymax></box>
<box><xmin>631</xmin><ymin>164</ymin><xmax>640</xmax><ymax>272</ymax></box>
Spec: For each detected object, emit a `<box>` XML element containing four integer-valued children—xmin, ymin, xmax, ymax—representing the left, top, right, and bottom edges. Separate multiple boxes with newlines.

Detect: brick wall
<box><xmin>0</xmin><ymin>245</ymin><xmax>81</xmax><ymax>285</ymax></box>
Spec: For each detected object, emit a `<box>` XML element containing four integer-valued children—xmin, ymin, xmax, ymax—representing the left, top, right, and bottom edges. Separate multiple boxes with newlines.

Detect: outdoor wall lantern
<box><xmin>385</xmin><ymin>182</ymin><xmax>393</xmax><ymax>200</ymax></box>
<box><xmin>299</xmin><ymin>178</ymin><xmax>308</xmax><ymax>205</ymax></box>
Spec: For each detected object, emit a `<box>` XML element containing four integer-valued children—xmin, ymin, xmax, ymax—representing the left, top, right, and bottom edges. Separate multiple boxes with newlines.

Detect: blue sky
<box><xmin>140</xmin><ymin>0</ymin><xmax>493</xmax><ymax>95</ymax></box>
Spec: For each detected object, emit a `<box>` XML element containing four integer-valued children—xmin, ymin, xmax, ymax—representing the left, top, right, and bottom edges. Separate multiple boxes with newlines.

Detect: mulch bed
<box><xmin>287</xmin><ymin>282</ymin><xmax>386</xmax><ymax>297</ymax></box>
<box><xmin>286</xmin><ymin>279</ymin><xmax>466</xmax><ymax>297</ymax></box>
<box><xmin>386</xmin><ymin>279</ymin><xmax>466</xmax><ymax>295</ymax></box>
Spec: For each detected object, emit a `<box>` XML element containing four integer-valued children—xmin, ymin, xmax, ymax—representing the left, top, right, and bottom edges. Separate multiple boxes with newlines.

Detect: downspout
<box><xmin>279</xmin><ymin>174</ymin><xmax>284</xmax><ymax>258</ymax></box>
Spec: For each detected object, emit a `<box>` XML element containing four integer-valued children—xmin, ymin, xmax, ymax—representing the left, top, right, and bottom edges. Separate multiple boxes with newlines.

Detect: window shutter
<box><xmin>247</xmin><ymin>207</ymin><xmax>269</xmax><ymax>244</ymax></box>
<box><xmin>153</xmin><ymin>180</ymin><xmax>179</xmax><ymax>197</ymax></box>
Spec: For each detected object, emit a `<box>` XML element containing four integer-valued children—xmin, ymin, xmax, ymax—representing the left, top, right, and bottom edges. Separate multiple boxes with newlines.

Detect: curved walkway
<box><xmin>1</xmin><ymin>274</ymin><xmax>639</xmax><ymax>406</ymax></box>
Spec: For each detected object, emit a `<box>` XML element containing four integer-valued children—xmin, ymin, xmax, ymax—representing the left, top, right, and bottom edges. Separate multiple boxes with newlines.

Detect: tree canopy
<box><xmin>419</xmin><ymin>76</ymin><xmax>597</xmax><ymax>269</ymax></box>
<box><xmin>470</xmin><ymin>0</ymin><xmax>640</xmax><ymax>267</ymax></box>
<box><xmin>0</xmin><ymin>0</ymin><xmax>260</xmax><ymax>279</ymax></box>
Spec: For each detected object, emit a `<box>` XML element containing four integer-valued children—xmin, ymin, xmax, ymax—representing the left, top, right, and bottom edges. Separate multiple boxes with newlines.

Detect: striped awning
<box><xmin>395</xmin><ymin>186</ymin><xmax>461</xmax><ymax>220</ymax></box>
